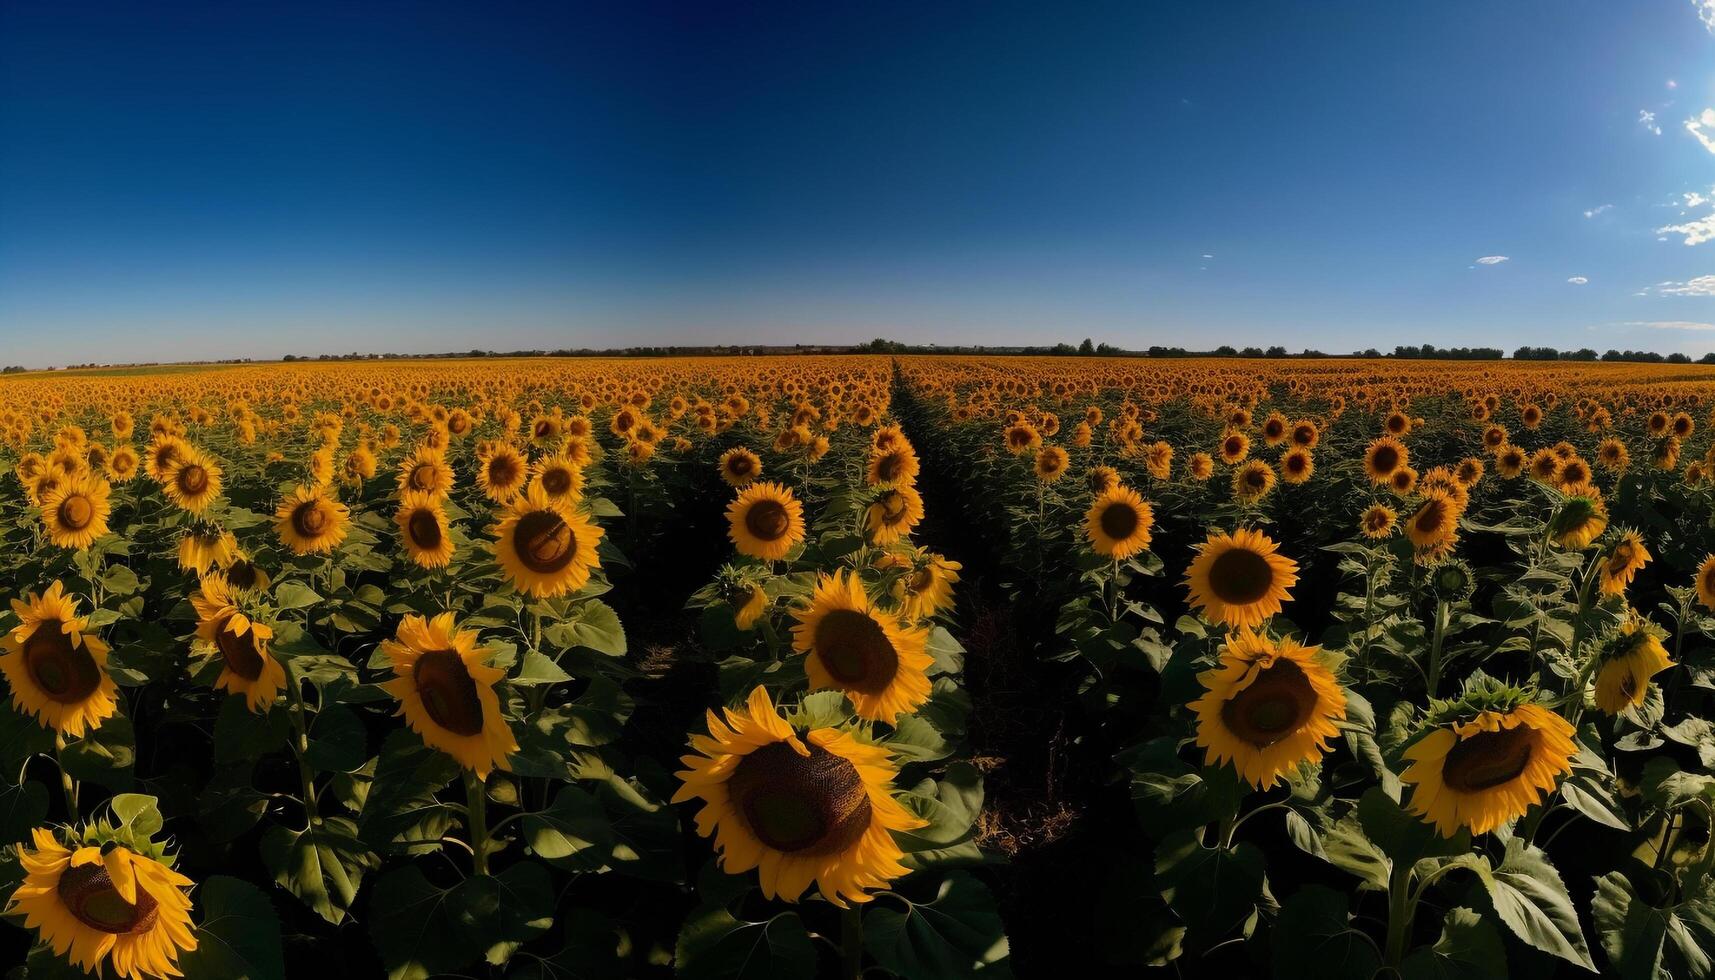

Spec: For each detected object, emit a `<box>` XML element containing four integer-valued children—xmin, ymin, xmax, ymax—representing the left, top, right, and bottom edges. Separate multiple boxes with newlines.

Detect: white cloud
<box><xmin>1651</xmin><ymin>275</ymin><xmax>1715</xmax><ymax>295</ymax></box>
<box><xmin>1698</xmin><ymin>0</ymin><xmax>1715</xmax><ymax>33</ymax></box>
<box><xmin>1625</xmin><ymin>320</ymin><xmax>1715</xmax><ymax>330</ymax></box>
<box><xmin>1659</xmin><ymin>215</ymin><xmax>1715</xmax><ymax>245</ymax></box>
<box><xmin>1642</xmin><ymin>110</ymin><xmax>1663</xmax><ymax>136</ymax></box>
<box><xmin>1474</xmin><ymin>255</ymin><xmax>1509</xmax><ymax>265</ymax></box>
<box><xmin>1201</xmin><ymin>253</ymin><xmax>1213</xmax><ymax>259</ymax></box>
<box><xmin>1583</xmin><ymin>204</ymin><xmax>1613</xmax><ymax>218</ymax></box>
<box><xmin>1567</xmin><ymin>276</ymin><xmax>1589</xmax><ymax>285</ymax></box>
<box><xmin>1687</xmin><ymin>108</ymin><xmax>1715</xmax><ymax>154</ymax></box>
<box><xmin>1670</xmin><ymin>79</ymin><xmax>1681</xmax><ymax>90</ymax></box>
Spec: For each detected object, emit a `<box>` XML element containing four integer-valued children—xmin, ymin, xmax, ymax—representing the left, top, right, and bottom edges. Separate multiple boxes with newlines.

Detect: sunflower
<box><xmin>1184</xmin><ymin>528</ymin><xmax>1298</xmax><ymax>630</ymax></box>
<box><xmin>1596</xmin><ymin>438</ymin><xmax>1629</xmax><ymax>472</ymax></box>
<box><xmin>1494</xmin><ymin>444</ymin><xmax>1526</xmax><ymax>478</ymax></box>
<box><xmin>671</xmin><ymin>685</ymin><xmax>927</xmax><ymax>906</ymax></box>
<box><xmin>868</xmin><ymin>445</ymin><xmax>921</xmax><ymax>487</ymax></box>
<box><xmin>191</xmin><ymin>573</ymin><xmax>286</xmax><ymax>713</ymax></box>
<box><xmin>177</xmin><ymin>527</ymin><xmax>237</xmax><ymax>575</ymax></box>
<box><xmin>396</xmin><ymin>446</ymin><xmax>454</xmax><ymax>498</ymax></box>
<box><xmin>493</xmin><ymin>484</ymin><xmax>604</xmax><ymax>597</ymax></box>
<box><xmin>8</xmin><ymin>827</ymin><xmax>197</xmax><ymax>980</ymax></box>
<box><xmin>1401</xmin><ymin>691</ymin><xmax>1575</xmax><ymax>836</ymax></box>
<box><xmin>1188</xmin><ymin>452</ymin><xmax>1214</xmax><ymax>481</ymax></box>
<box><xmin>791</xmin><ymin>570</ymin><xmax>932</xmax><ymax>722</ymax></box>
<box><xmin>1363</xmin><ymin>436</ymin><xmax>1408</xmax><ymax>484</ymax></box>
<box><xmin>1279</xmin><ymin>447</ymin><xmax>1314</xmax><ymax>484</ymax></box>
<box><xmin>865</xmin><ymin>484</ymin><xmax>924</xmax><ymax>546</ymax></box>
<box><xmin>1217</xmin><ymin>431</ymin><xmax>1250</xmax><ymax>465</ymax></box>
<box><xmin>1592</xmin><ymin>617</ymin><xmax>1674</xmax><ymax>716</ymax></box>
<box><xmin>1527</xmin><ymin>449</ymin><xmax>1562</xmax><ymax>484</ymax></box>
<box><xmin>1231</xmin><ymin>459</ymin><xmax>1276</xmax><ymax>502</ymax></box>
<box><xmin>1598</xmin><ymin>531</ymin><xmax>1651</xmax><ymax>596</ymax></box>
<box><xmin>0</xmin><ymin>582</ymin><xmax>117</xmax><ymax>737</ymax></box>
<box><xmin>1404</xmin><ymin>490</ymin><xmax>1461</xmax><ymax>551</ymax></box>
<box><xmin>274</xmin><ymin>484</ymin><xmax>351</xmax><ymax>555</ymax></box>
<box><xmin>1359</xmin><ymin>503</ymin><xmax>1397</xmax><ymax>539</ymax></box>
<box><xmin>529</xmin><ymin>453</ymin><xmax>585</xmax><ymax>507</ymax></box>
<box><xmin>40</xmin><ymin>474</ymin><xmax>112</xmax><ymax>551</ymax></box>
<box><xmin>1190</xmin><ymin>630</ymin><xmax>1346</xmax><ymax>789</ymax></box>
<box><xmin>1085</xmin><ymin>486</ymin><xmax>1155</xmax><ymax>559</ymax></box>
<box><xmin>726</xmin><ymin>481</ymin><xmax>806</xmax><ymax>561</ymax></box>
<box><xmin>1086</xmin><ymin>465</ymin><xmax>1121</xmax><ymax>495</ymax></box>
<box><xmin>1003</xmin><ymin>421</ymin><xmax>1041</xmax><ymax>454</ymax></box>
<box><xmin>881</xmin><ymin>547</ymin><xmax>963</xmax><ymax>622</ymax></box>
<box><xmin>144</xmin><ymin>436</ymin><xmax>186</xmax><ymax>484</ymax></box>
<box><xmin>1033</xmin><ymin>446</ymin><xmax>1069</xmax><ymax>483</ymax></box>
<box><xmin>734</xmin><ymin>585</ymin><xmax>770</xmax><ymax>630</ymax></box>
<box><xmin>105</xmin><ymin>445</ymin><xmax>139</xmax><ymax>483</ymax></box>
<box><xmin>396</xmin><ymin>491</ymin><xmax>455</xmax><ymax>569</ymax></box>
<box><xmin>219</xmin><ymin>554</ymin><xmax>271</xmax><ymax>595</ymax></box>
<box><xmin>1699</xmin><ymin>554</ymin><xmax>1715</xmax><ymax>611</ymax></box>
<box><xmin>1550</xmin><ymin>488</ymin><xmax>1608</xmax><ymax>550</ymax></box>
<box><xmin>161</xmin><ymin>447</ymin><xmax>222</xmax><ymax>514</ymax></box>
<box><xmin>379</xmin><ymin>613</ymin><xmax>517</xmax><ymax>777</ymax></box>
<box><xmin>718</xmin><ymin>447</ymin><xmax>763</xmax><ymax>487</ymax></box>
<box><xmin>476</xmin><ymin>444</ymin><xmax>529</xmax><ymax>503</ymax></box>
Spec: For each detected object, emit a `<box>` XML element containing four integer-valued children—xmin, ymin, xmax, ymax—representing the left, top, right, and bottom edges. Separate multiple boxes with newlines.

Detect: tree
<box><xmin>1240</xmin><ymin>347</ymin><xmax>1263</xmax><ymax>358</ymax></box>
<box><xmin>1078</xmin><ymin>338</ymin><xmax>1095</xmax><ymax>355</ymax></box>
<box><xmin>1213</xmin><ymin>345</ymin><xmax>1237</xmax><ymax>356</ymax></box>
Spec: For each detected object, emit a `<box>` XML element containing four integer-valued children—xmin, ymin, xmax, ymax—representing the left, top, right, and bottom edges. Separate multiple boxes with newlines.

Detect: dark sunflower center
<box><xmin>727</xmin><ymin>455</ymin><xmax>753</xmax><ymax>477</ymax></box>
<box><xmin>1220</xmin><ymin>659</ymin><xmax>1315</xmax><ymax>747</ymax></box>
<box><xmin>411</xmin><ymin>649</ymin><xmax>485</xmax><ymax>736</ymax></box>
<box><xmin>540</xmin><ymin>468</ymin><xmax>573</xmax><ymax>496</ymax></box>
<box><xmin>1441</xmin><ymin>725</ymin><xmax>1535</xmax><ymax>793</ymax></box>
<box><xmin>213</xmin><ymin>617</ymin><xmax>265</xmax><ymax>681</ymax></box>
<box><xmin>1415</xmin><ymin>501</ymin><xmax>1447</xmax><ymax>534</ymax></box>
<box><xmin>1607</xmin><ymin>544</ymin><xmax>1633</xmax><ymax>575</ymax></box>
<box><xmin>1224</xmin><ymin>437</ymin><xmax>1243</xmax><ymax>456</ymax></box>
<box><xmin>814</xmin><ymin>609</ymin><xmax>899</xmax><ymax>695</ymax></box>
<box><xmin>292</xmin><ymin>501</ymin><xmax>328</xmax><ymax>538</ymax></box>
<box><xmin>23</xmin><ymin>623</ymin><xmax>102</xmax><ymax>704</ymax></box>
<box><xmin>515</xmin><ymin>509</ymin><xmax>576</xmax><ymax>573</ymax></box>
<box><xmin>1207</xmin><ymin>547</ymin><xmax>1275</xmax><ymax>605</ymax></box>
<box><xmin>226</xmin><ymin>560</ymin><xmax>260</xmax><ymax>590</ymax></box>
<box><xmin>177</xmin><ymin>465</ymin><xmax>208</xmax><ymax>495</ymax></box>
<box><xmin>409</xmin><ymin>463</ymin><xmax>438</xmax><ymax>491</ymax></box>
<box><xmin>877</xmin><ymin>454</ymin><xmax>904</xmax><ymax>481</ymax></box>
<box><xmin>1265</xmin><ymin>420</ymin><xmax>1284</xmax><ymax>439</ymax></box>
<box><xmin>488</xmin><ymin>457</ymin><xmax>520</xmax><ymax>486</ymax></box>
<box><xmin>880</xmin><ymin>492</ymin><xmax>907</xmax><ymax>521</ymax></box>
<box><xmin>1244</xmin><ymin>468</ymin><xmax>1268</xmax><ymax>490</ymax></box>
<box><xmin>1100</xmin><ymin>502</ymin><xmax>1140</xmax><ymax>541</ymax></box>
<box><xmin>727</xmin><ymin>741</ymin><xmax>873</xmax><ymax>855</ymax></box>
<box><xmin>744</xmin><ymin>500</ymin><xmax>791</xmax><ymax>542</ymax></box>
<box><xmin>908</xmin><ymin>568</ymin><xmax>935</xmax><ymax>592</ymax></box>
<box><xmin>1371</xmin><ymin>446</ymin><xmax>1399</xmax><ymax>472</ymax></box>
<box><xmin>407</xmin><ymin>508</ymin><xmax>443</xmax><ymax>548</ymax></box>
<box><xmin>57</xmin><ymin>863</ymin><xmax>159</xmax><ymax>935</ymax></box>
<box><xmin>58</xmin><ymin>495</ymin><xmax>94</xmax><ymax>530</ymax></box>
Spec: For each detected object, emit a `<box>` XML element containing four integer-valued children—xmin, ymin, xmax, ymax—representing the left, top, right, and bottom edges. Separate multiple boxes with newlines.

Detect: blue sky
<box><xmin>4</xmin><ymin>1</ymin><xmax>1715</xmax><ymax>365</ymax></box>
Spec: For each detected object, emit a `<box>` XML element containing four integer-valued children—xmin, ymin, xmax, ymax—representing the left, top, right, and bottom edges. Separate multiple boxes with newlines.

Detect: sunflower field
<box><xmin>5</xmin><ymin>355</ymin><xmax>1715</xmax><ymax>978</ymax></box>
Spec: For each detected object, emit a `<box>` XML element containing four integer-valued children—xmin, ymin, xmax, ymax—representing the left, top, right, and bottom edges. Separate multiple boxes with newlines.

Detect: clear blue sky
<box><xmin>3</xmin><ymin>1</ymin><xmax>1715</xmax><ymax>366</ymax></box>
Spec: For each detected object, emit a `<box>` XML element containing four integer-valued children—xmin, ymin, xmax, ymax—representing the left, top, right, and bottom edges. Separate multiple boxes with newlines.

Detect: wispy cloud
<box><xmin>1474</xmin><ymin>255</ymin><xmax>1509</xmax><ymax>265</ymax></box>
<box><xmin>1648</xmin><ymin>275</ymin><xmax>1715</xmax><ymax>296</ymax></box>
<box><xmin>1583</xmin><ymin>204</ymin><xmax>1612</xmax><ymax>218</ymax></box>
<box><xmin>1697</xmin><ymin>0</ymin><xmax>1715</xmax><ymax>33</ymax></box>
<box><xmin>1659</xmin><ymin>215</ymin><xmax>1715</xmax><ymax>245</ymax></box>
<box><xmin>1687</xmin><ymin>107</ymin><xmax>1715</xmax><ymax>154</ymax></box>
<box><xmin>1642</xmin><ymin>110</ymin><xmax>1663</xmax><ymax>136</ymax></box>
<box><xmin>1567</xmin><ymin>276</ymin><xmax>1589</xmax><ymax>285</ymax></box>
<box><xmin>1625</xmin><ymin>320</ymin><xmax>1715</xmax><ymax>330</ymax></box>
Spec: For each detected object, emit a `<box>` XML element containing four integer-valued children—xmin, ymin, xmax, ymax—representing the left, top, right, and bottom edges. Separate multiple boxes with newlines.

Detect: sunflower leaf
<box><xmin>178</xmin><ymin>875</ymin><xmax>287</xmax><ymax>980</ymax></box>
<box><xmin>1399</xmin><ymin>906</ymin><xmax>1506</xmax><ymax>980</ymax></box>
<box><xmin>863</xmin><ymin>872</ymin><xmax>1010</xmax><ymax>979</ymax></box>
<box><xmin>1471</xmin><ymin>839</ymin><xmax>1595</xmax><ymax>970</ymax></box>
<box><xmin>674</xmin><ymin>906</ymin><xmax>815</xmax><ymax>980</ymax></box>
<box><xmin>1269</xmin><ymin>885</ymin><xmax>1381</xmax><ymax>980</ymax></box>
<box><xmin>260</xmin><ymin>816</ymin><xmax>377</xmax><ymax>926</ymax></box>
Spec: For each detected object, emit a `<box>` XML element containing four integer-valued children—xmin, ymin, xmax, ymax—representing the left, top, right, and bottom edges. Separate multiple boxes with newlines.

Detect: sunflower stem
<box><xmin>283</xmin><ymin>662</ymin><xmax>320</xmax><ymax>828</ymax></box>
<box><xmin>53</xmin><ymin>732</ymin><xmax>78</xmax><ymax>823</ymax></box>
<box><xmin>1382</xmin><ymin>856</ymin><xmax>1415</xmax><ymax>968</ymax></box>
<box><xmin>465</xmin><ymin>769</ymin><xmax>491</xmax><ymax>877</ymax></box>
<box><xmin>1561</xmin><ymin>555</ymin><xmax>1602</xmax><ymax>731</ymax></box>
<box><xmin>839</xmin><ymin>905</ymin><xmax>864</xmax><ymax>980</ymax></box>
<box><xmin>1425</xmin><ymin>599</ymin><xmax>1449</xmax><ymax>697</ymax></box>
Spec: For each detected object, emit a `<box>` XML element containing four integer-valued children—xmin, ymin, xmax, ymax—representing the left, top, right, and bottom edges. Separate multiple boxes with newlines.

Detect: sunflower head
<box><xmin>41</xmin><ymin>474</ymin><xmax>112</xmax><ymax>551</ymax></box>
<box><xmin>790</xmin><ymin>570</ymin><xmax>933</xmax><ymax>722</ymax></box>
<box><xmin>275</xmin><ymin>484</ymin><xmax>351</xmax><ymax>555</ymax></box>
<box><xmin>864</xmin><ymin>484</ymin><xmax>924</xmax><ymax>546</ymax></box>
<box><xmin>8</xmin><ymin>819</ymin><xmax>197</xmax><ymax>980</ymax></box>
<box><xmin>191</xmin><ymin>573</ymin><xmax>286</xmax><ymax>714</ymax></box>
<box><xmin>1550</xmin><ymin>489</ymin><xmax>1609</xmax><ymax>550</ymax></box>
<box><xmin>0</xmin><ymin>582</ymin><xmax>117</xmax><ymax>737</ymax></box>
<box><xmin>1190</xmin><ymin>630</ymin><xmax>1347</xmax><ymax>788</ymax></box>
<box><xmin>494</xmin><ymin>484</ymin><xmax>605</xmax><ymax>597</ymax></box>
<box><xmin>1184</xmin><ymin>528</ymin><xmax>1298</xmax><ymax>630</ymax></box>
<box><xmin>1592</xmin><ymin>614</ymin><xmax>1675</xmax><ymax>715</ymax></box>
<box><xmin>1359</xmin><ymin>503</ymin><xmax>1397</xmax><ymax>539</ymax></box>
<box><xmin>1599</xmin><ymin>530</ymin><xmax>1651</xmax><ymax>596</ymax></box>
<box><xmin>718</xmin><ymin>447</ymin><xmax>763</xmax><ymax>487</ymax></box>
<box><xmin>1085</xmin><ymin>485</ymin><xmax>1154</xmax><ymax>559</ymax></box>
<box><xmin>396</xmin><ymin>491</ymin><xmax>455</xmax><ymax>569</ymax></box>
<box><xmin>380</xmin><ymin>612</ymin><xmax>517</xmax><ymax>777</ymax></box>
<box><xmin>1402</xmin><ymin>677</ymin><xmax>1574</xmax><ymax>836</ymax></box>
<box><xmin>671</xmin><ymin>685</ymin><xmax>928</xmax><ymax>906</ymax></box>
<box><xmin>726</xmin><ymin>481</ymin><xmax>806</xmax><ymax>561</ymax></box>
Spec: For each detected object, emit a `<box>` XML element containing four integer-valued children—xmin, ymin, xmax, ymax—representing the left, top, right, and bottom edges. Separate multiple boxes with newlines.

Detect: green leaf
<box><xmin>273</xmin><ymin>581</ymin><xmax>323</xmax><ymax>610</ymax></box>
<box><xmin>59</xmin><ymin>714</ymin><xmax>135</xmax><ymax>790</ymax></box>
<box><xmin>1400</xmin><ymin>907</ymin><xmax>1506</xmax><ymax>980</ymax></box>
<box><xmin>675</xmin><ymin>906</ymin><xmax>815</xmax><ymax>980</ymax></box>
<box><xmin>925</xmin><ymin>626</ymin><xmax>965</xmax><ymax>675</ymax></box>
<box><xmin>213</xmin><ymin>696</ymin><xmax>290</xmax><ymax>765</ymax></box>
<box><xmin>512</xmin><ymin>650</ymin><xmax>574</xmax><ymax>686</ymax></box>
<box><xmin>523</xmin><ymin>784</ymin><xmax>613</xmax><ymax>869</ymax></box>
<box><xmin>302</xmin><ymin>704</ymin><xmax>367</xmax><ymax>773</ymax></box>
<box><xmin>108</xmin><ymin>792</ymin><xmax>164</xmax><ymax>837</ymax></box>
<box><xmin>358</xmin><ymin>729</ymin><xmax>460</xmax><ymax>854</ymax></box>
<box><xmin>1357</xmin><ymin>786</ymin><xmax>1470</xmax><ymax>865</ymax></box>
<box><xmin>448</xmin><ymin>862</ymin><xmax>555</xmax><ymax>966</ymax></box>
<box><xmin>550</xmin><ymin>599</ymin><xmax>627</xmax><ymax>656</ymax></box>
<box><xmin>1154</xmin><ymin>830</ymin><xmax>1267</xmax><ymax>941</ymax></box>
<box><xmin>179</xmin><ymin>875</ymin><xmax>287</xmax><ymax>980</ymax></box>
<box><xmin>1593</xmin><ymin>870</ymin><xmax>1671</xmax><ymax>980</ymax></box>
<box><xmin>863</xmin><ymin>872</ymin><xmax>1010</xmax><ymax>979</ymax></box>
<box><xmin>1472</xmin><ymin>839</ymin><xmax>1596</xmax><ymax>971</ymax></box>
<box><xmin>260</xmin><ymin>816</ymin><xmax>377</xmax><ymax>925</ymax></box>
<box><xmin>0</xmin><ymin>781</ymin><xmax>48</xmax><ymax>846</ymax></box>
<box><xmin>1321</xmin><ymin>811</ymin><xmax>1392</xmax><ymax>891</ymax></box>
<box><xmin>368</xmin><ymin>864</ymin><xmax>485</xmax><ymax>980</ymax></box>
<box><xmin>1270</xmin><ymin>885</ymin><xmax>1382</xmax><ymax>980</ymax></box>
